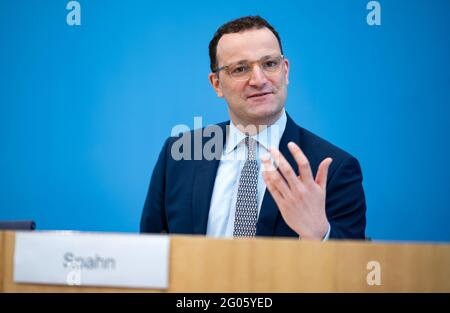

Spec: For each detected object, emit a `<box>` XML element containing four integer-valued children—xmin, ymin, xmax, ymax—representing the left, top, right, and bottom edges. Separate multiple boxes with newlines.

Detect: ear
<box><xmin>283</xmin><ymin>58</ymin><xmax>290</xmax><ymax>85</ymax></box>
<box><xmin>208</xmin><ymin>72</ymin><xmax>224</xmax><ymax>98</ymax></box>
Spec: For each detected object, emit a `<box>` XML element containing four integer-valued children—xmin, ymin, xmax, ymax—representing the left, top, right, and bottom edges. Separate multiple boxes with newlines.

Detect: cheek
<box><xmin>222</xmin><ymin>83</ymin><xmax>245</xmax><ymax>101</ymax></box>
<box><xmin>275</xmin><ymin>75</ymin><xmax>289</xmax><ymax>92</ymax></box>
<box><xmin>279</xmin><ymin>73</ymin><xmax>288</xmax><ymax>85</ymax></box>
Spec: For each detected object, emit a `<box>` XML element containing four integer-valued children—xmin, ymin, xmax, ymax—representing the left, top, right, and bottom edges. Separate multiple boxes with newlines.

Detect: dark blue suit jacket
<box><xmin>140</xmin><ymin>113</ymin><xmax>366</xmax><ymax>239</ymax></box>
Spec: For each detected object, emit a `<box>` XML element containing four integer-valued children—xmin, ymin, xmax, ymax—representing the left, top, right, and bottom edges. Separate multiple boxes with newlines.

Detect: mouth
<box><xmin>247</xmin><ymin>92</ymin><xmax>274</xmax><ymax>99</ymax></box>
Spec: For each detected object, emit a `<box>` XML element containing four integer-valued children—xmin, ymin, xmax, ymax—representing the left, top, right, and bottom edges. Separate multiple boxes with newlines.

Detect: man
<box><xmin>140</xmin><ymin>16</ymin><xmax>366</xmax><ymax>240</ymax></box>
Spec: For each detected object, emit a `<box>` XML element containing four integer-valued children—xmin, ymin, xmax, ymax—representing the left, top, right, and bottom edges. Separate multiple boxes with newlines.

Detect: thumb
<box><xmin>315</xmin><ymin>158</ymin><xmax>333</xmax><ymax>190</ymax></box>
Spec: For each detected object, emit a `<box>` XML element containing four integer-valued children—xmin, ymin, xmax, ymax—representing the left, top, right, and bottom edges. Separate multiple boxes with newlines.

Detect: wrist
<box><xmin>299</xmin><ymin>221</ymin><xmax>329</xmax><ymax>240</ymax></box>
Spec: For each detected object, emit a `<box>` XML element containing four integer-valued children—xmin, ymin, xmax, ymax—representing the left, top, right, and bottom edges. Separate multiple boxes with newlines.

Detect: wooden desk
<box><xmin>1</xmin><ymin>231</ymin><xmax>449</xmax><ymax>292</ymax></box>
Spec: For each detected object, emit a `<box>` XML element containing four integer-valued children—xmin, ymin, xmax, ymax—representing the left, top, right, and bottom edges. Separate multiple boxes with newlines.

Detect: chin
<box><xmin>246</xmin><ymin>105</ymin><xmax>283</xmax><ymax>125</ymax></box>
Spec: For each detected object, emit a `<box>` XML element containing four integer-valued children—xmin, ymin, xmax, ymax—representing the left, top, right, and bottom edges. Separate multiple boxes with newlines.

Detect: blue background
<box><xmin>1</xmin><ymin>0</ymin><xmax>449</xmax><ymax>242</ymax></box>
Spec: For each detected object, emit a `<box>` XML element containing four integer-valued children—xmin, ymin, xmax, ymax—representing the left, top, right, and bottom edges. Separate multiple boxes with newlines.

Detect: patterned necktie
<box><xmin>233</xmin><ymin>136</ymin><xmax>259</xmax><ymax>238</ymax></box>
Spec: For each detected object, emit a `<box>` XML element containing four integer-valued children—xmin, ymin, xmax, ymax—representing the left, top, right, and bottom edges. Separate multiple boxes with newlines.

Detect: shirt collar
<box><xmin>225</xmin><ymin>109</ymin><xmax>287</xmax><ymax>155</ymax></box>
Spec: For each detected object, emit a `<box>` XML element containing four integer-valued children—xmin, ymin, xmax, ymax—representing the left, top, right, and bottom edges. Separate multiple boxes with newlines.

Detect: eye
<box><xmin>264</xmin><ymin>59</ymin><xmax>279</xmax><ymax>68</ymax></box>
<box><xmin>231</xmin><ymin>64</ymin><xmax>250</xmax><ymax>75</ymax></box>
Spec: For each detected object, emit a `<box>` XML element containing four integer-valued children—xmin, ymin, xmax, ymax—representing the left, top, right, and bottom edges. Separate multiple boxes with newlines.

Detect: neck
<box><xmin>230</xmin><ymin>110</ymin><xmax>284</xmax><ymax>136</ymax></box>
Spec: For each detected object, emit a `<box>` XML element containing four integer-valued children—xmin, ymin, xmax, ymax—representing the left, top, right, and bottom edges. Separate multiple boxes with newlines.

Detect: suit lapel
<box><xmin>256</xmin><ymin>113</ymin><xmax>301</xmax><ymax>236</ymax></box>
<box><xmin>190</xmin><ymin>116</ymin><xmax>301</xmax><ymax>236</ymax></box>
<box><xmin>191</xmin><ymin>122</ymin><xmax>228</xmax><ymax>234</ymax></box>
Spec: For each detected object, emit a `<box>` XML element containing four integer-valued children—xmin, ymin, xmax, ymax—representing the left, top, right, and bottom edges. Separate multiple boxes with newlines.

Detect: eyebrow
<box><xmin>228</xmin><ymin>55</ymin><xmax>275</xmax><ymax>65</ymax></box>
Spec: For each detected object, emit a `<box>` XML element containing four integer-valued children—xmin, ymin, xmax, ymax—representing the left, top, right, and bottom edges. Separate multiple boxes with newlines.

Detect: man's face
<box><xmin>209</xmin><ymin>27</ymin><xmax>289</xmax><ymax>127</ymax></box>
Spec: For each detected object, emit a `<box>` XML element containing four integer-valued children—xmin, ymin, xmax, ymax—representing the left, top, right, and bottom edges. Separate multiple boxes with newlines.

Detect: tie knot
<box><xmin>244</xmin><ymin>136</ymin><xmax>257</xmax><ymax>161</ymax></box>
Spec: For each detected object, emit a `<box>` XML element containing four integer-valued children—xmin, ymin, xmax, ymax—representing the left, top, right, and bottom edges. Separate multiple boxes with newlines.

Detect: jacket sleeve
<box><xmin>326</xmin><ymin>156</ymin><xmax>367</xmax><ymax>239</ymax></box>
<box><xmin>140</xmin><ymin>138</ymin><xmax>170</xmax><ymax>233</ymax></box>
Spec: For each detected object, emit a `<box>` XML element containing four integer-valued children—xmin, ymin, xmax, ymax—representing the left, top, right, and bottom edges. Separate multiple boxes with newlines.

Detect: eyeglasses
<box><xmin>213</xmin><ymin>55</ymin><xmax>285</xmax><ymax>81</ymax></box>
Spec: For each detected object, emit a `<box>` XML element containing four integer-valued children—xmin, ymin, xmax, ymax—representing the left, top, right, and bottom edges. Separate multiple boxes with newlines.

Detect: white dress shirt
<box><xmin>206</xmin><ymin>110</ymin><xmax>330</xmax><ymax>239</ymax></box>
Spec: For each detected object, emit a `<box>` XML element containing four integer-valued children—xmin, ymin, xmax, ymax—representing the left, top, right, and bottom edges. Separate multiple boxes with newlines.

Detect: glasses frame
<box><xmin>213</xmin><ymin>54</ymin><xmax>285</xmax><ymax>81</ymax></box>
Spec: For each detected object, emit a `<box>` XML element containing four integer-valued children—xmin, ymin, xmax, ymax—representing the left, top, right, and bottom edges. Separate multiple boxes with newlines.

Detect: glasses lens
<box><xmin>229</xmin><ymin>64</ymin><xmax>251</xmax><ymax>79</ymax></box>
<box><xmin>262</xmin><ymin>56</ymin><xmax>282</xmax><ymax>73</ymax></box>
<box><xmin>227</xmin><ymin>55</ymin><xmax>284</xmax><ymax>81</ymax></box>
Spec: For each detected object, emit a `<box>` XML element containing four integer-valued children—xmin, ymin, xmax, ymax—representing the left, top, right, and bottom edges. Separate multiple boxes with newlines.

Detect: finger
<box><xmin>267</xmin><ymin>147</ymin><xmax>301</xmax><ymax>190</ymax></box>
<box><xmin>262</xmin><ymin>171</ymin><xmax>285</xmax><ymax>202</ymax></box>
<box><xmin>262</xmin><ymin>171</ymin><xmax>288</xmax><ymax>212</ymax></box>
<box><xmin>287</xmin><ymin>142</ymin><xmax>314</xmax><ymax>183</ymax></box>
<box><xmin>261</xmin><ymin>158</ymin><xmax>291</xmax><ymax>197</ymax></box>
<box><xmin>315</xmin><ymin>158</ymin><xmax>333</xmax><ymax>190</ymax></box>
<box><xmin>260</xmin><ymin>153</ymin><xmax>277</xmax><ymax>172</ymax></box>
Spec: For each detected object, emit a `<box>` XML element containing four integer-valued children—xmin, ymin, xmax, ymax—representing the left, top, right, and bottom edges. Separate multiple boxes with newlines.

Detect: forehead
<box><xmin>216</xmin><ymin>27</ymin><xmax>281</xmax><ymax>65</ymax></box>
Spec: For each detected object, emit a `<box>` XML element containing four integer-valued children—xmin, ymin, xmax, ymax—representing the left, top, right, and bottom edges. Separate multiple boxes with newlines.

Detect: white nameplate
<box><xmin>14</xmin><ymin>231</ymin><xmax>170</xmax><ymax>289</ymax></box>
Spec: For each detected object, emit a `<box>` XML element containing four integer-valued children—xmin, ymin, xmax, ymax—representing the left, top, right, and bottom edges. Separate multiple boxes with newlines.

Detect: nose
<box><xmin>248</xmin><ymin>64</ymin><xmax>269</xmax><ymax>87</ymax></box>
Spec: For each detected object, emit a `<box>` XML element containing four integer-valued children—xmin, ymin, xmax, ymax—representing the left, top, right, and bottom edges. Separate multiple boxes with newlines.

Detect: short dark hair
<box><xmin>208</xmin><ymin>16</ymin><xmax>284</xmax><ymax>72</ymax></box>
